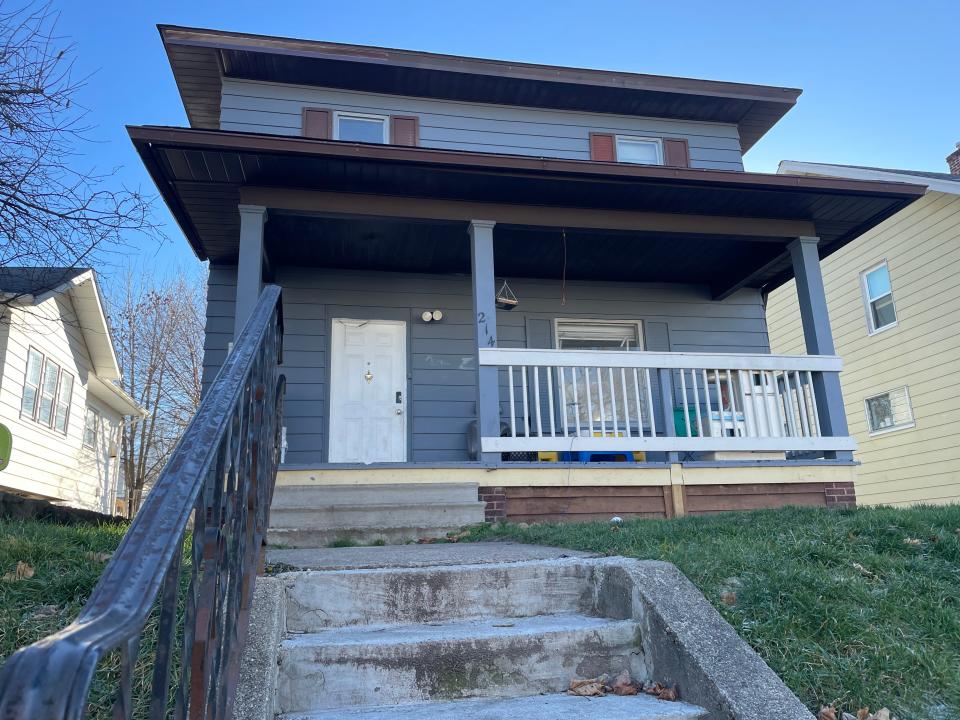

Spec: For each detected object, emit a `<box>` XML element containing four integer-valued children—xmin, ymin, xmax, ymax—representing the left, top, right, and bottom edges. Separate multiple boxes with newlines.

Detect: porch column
<box><xmin>469</xmin><ymin>220</ymin><xmax>500</xmax><ymax>463</ymax></box>
<box><xmin>234</xmin><ymin>204</ymin><xmax>268</xmax><ymax>339</ymax></box>
<box><xmin>788</xmin><ymin>236</ymin><xmax>852</xmax><ymax>460</ymax></box>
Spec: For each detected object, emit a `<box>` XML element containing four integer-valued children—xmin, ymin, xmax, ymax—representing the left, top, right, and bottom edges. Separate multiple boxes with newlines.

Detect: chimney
<box><xmin>948</xmin><ymin>142</ymin><xmax>960</xmax><ymax>175</ymax></box>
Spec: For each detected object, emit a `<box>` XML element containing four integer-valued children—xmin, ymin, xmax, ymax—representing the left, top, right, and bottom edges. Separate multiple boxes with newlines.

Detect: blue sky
<box><xmin>55</xmin><ymin>0</ymin><xmax>959</xmax><ymax>278</ymax></box>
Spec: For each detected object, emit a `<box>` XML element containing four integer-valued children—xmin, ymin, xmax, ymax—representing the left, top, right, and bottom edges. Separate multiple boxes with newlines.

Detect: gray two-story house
<box><xmin>131</xmin><ymin>26</ymin><xmax>923</xmax><ymax>529</ymax></box>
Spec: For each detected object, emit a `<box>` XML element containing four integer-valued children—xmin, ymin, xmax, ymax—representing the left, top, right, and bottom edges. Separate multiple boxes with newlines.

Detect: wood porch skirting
<box><xmin>479</xmin><ymin>480</ymin><xmax>857</xmax><ymax>523</ymax></box>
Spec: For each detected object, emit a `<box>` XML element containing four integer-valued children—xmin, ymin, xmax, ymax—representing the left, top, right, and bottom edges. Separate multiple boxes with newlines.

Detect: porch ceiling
<box><xmin>128</xmin><ymin>125</ymin><xmax>925</xmax><ymax>294</ymax></box>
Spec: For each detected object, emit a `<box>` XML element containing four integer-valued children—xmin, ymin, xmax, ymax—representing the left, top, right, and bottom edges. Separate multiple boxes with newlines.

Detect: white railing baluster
<box><xmin>585</xmin><ymin>368</ymin><xmax>594</xmax><ymax>437</ymax></box>
<box><xmin>736</xmin><ymin>370</ymin><xmax>752</xmax><ymax>437</ymax></box>
<box><xmin>792</xmin><ymin>370</ymin><xmax>810</xmax><ymax>437</ymax></box>
<box><xmin>620</xmin><ymin>368</ymin><xmax>631</xmax><ymax>438</ymax></box>
<box><xmin>765</xmin><ymin>371</ymin><xmax>781</xmax><ymax>438</ymax></box>
<box><xmin>596</xmin><ymin>367</ymin><xmax>606</xmax><ymax>437</ymax></box>
<box><xmin>558</xmin><ymin>367</ymin><xmax>568</xmax><ymax>438</ymax></box>
<box><xmin>806</xmin><ymin>370</ymin><xmax>821</xmax><ymax>437</ymax></box>
<box><xmin>572</xmin><ymin>368</ymin><xmax>582</xmax><ymax>437</ymax></box>
<box><xmin>533</xmin><ymin>366</ymin><xmax>543</xmax><ymax>438</ymax></box>
<box><xmin>632</xmin><ymin>368</ymin><xmax>643</xmax><ymax>437</ymax></box>
<box><xmin>691</xmin><ymin>368</ymin><xmax>704</xmax><ymax>438</ymax></box>
<box><xmin>644</xmin><ymin>368</ymin><xmax>656</xmax><ymax>437</ymax></box>
<box><xmin>720</xmin><ymin>369</ymin><xmax>731</xmax><ymax>437</ymax></box>
<box><xmin>781</xmin><ymin>370</ymin><xmax>798</xmax><ymax>437</ymax></box>
<box><xmin>679</xmin><ymin>369</ymin><xmax>692</xmax><ymax>437</ymax></box>
<box><xmin>508</xmin><ymin>365</ymin><xmax>516</xmax><ymax>437</ymax></box>
<box><xmin>702</xmin><ymin>368</ymin><xmax>713</xmax><ymax>437</ymax></box>
<box><xmin>749</xmin><ymin>370</ymin><xmax>764</xmax><ymax>437</ymax></box>
<box><xmin>546</xmin><ymin>365</ymin><xmax>556</xmax><ymax>437</ymax></box>
<box><xmin>521</xmin><ymin>366</ymin><xmax>530</xmax><ymax>438</ymax></box>
<box><xmin>608</xmin><ymin>367</ymin><xmax>618</xmax><ymax>436</ymax></box>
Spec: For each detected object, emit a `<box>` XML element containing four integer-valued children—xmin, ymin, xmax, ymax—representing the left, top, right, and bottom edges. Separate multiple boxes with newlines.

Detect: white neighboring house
<box><xmin>0</xmin><ymin>268</ymin><xmax>145</xmax><ymax>514</ymax></box>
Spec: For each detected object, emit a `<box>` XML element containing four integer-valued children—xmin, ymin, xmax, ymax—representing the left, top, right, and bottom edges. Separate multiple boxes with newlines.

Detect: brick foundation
<box><xmin>824</xmin><ymin>481</ymin><xmax>857</xmax><ymax>509</ymax></box>
<box><xmin>478</xmin><ymin>486</ymin><xmax>507</xmax><ymax>522</ymax></box>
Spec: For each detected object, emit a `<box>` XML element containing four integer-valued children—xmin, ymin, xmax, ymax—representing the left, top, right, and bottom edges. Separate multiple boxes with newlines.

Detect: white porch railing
<box><xmin>478</xmin><ymin>348</ymin><xmax>856</xmax><ymax>454</ymax></box>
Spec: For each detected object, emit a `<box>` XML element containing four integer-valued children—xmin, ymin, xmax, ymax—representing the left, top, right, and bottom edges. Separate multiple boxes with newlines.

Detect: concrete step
<box><xmin>280</xmin><ymin>693</ymin><xmax>707</xmax><ymax>719</ymax></box>
<box><xmin>282</xmin><ymin>558</ymin><xmax>597</xmax><ymax>632</ymax></box>
<box><xmin>271</xmin><ymin>482</ymin><xmax>481</xmax><ymax>508</ymax></box>
<box><xmin>277</xmin><ymin>614</ymin><xmax>643</xmax><ymax>713</ymax></box>
<box><xmin>269</xmin><ymin>501</ymin><xmax>485</xmax><ymax>530</ymax></box>
<box><xmin>268</xmin><ymin>524</ymin><xmax>470</xmax><ymax>547</ymax></box>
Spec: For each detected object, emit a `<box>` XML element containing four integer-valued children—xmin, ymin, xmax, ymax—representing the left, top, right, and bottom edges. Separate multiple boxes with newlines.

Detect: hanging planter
<box><xmin>495</xmin><ymin>279</ymin><xmax>518</xmax><ymax>310</ymax></box>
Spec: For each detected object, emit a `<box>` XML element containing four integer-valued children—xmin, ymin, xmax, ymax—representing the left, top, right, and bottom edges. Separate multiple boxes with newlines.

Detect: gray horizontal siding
<box><xmin>203</xmin><ymin>266</ymin><xmax>768</xmax><ymax>465</ymax></box>
<box><xmin>219</xmin><ymin>79</ymin><xmax>745</xmax><ymax>171</ymax></box>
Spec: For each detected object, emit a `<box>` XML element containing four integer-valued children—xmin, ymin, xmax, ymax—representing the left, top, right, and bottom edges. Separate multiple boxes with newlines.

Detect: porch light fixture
<box><xmin>420</xmin><ymin>310</ymin><xmax>444</xmax><ymax>322</ymax></box>
<box><xmin>495</xmin><ymin>279</ymin><xmax>518</xmax><ymax>310</ymax></box>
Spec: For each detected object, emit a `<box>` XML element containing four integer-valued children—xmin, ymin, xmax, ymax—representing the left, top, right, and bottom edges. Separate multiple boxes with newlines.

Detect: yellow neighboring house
<box><xmin>767</xmin><ymin>146</ymin><xmax>960</xmax><ymax>506</ymax></box>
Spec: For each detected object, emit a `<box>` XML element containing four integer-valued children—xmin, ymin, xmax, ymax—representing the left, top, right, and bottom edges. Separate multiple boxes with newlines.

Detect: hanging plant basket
<box><xmin>495</xmin><ymin>279</ymin><xmax>519</xmax><ymax>310</ymax></box>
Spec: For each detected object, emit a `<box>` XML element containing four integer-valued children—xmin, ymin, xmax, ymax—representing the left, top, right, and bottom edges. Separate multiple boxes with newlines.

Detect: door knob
<box><xmin>364</xmin><ymin>370</ymin><xmax>373</xmax><ymax>383</ymax></box>
<box><xmin>395</xmin><ymin>408</ymin><xmax>403</xmax><ymax>415</ymax></box>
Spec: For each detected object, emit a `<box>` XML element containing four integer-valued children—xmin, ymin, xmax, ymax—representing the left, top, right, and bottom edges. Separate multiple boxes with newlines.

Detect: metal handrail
<box><xmin>0</xmin><ymin>285</ymin><xmax>285</xmax><ymax>720</ymax></box>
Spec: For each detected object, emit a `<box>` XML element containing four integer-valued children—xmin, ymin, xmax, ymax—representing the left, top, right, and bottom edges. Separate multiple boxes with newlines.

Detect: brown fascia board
<box><xmin>157</xmin><ymin>25</ymin><xmax>801</xmax><ymax>148</ymax></box>
<box><xmin>158</xmin><ymin>24</ymin><xmax>800</xmax><ymax>103</ymax></box>
<box><xmin>127</xmin><ymin>125</ymin><xmax>926</xmax><ymax>199</ymax></box>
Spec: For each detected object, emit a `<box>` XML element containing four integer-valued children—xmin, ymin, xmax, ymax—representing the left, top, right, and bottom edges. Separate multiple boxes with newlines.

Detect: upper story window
<box><xmin>860</xmin><ymin>261</ymin><xmax>897</xmax><ymax>334</ymax></box>
<box><xmin>865</xmin><ymin>386</ymin><xmax>914</xmax><ymax>435</ymax></box>
<box><xmin>334</xmin><ymin>112</ymin><xmax>388</xmax><ymax>144</ymax></box>
<box><xmin>21</xmin><ymin>347</ymin><xmax>73</xmax><ymax>434</ymax></box>
<box><xmin>615</xmin><ymin>136</ymin><xmax>663</xmax><ymax>165</ymax></box>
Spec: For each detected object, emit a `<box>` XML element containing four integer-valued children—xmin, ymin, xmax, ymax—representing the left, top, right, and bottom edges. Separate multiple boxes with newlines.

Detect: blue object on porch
<box><xmin>558</xmin><ymin>450</ymin><xmax>636</xmax><ymax>463</ymax></box>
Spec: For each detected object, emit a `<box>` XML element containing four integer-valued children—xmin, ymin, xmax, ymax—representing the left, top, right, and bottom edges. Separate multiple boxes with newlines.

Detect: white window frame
<box><xmin>20</xmin><ymin>346</ymin><xmax>43</xmax><ymax>420</ymax></box>
<box><xmin>614</xmin><ymin>135</ymin><xmax>664</xmax><ymax>165</ymax></box>
<box><xmin>83</xmin><ymin>406</ymin><xmax>101</xmax><ymax>449</ymax></box>
<box><xmin>859</xmin><ymin>260</ymin><xmax>898</xmax><ymax>335</ymax></box>
<box><xmin>863</xmin><ymin>386</ymin><xmax>915</xmax><ymax>436</ymax></box>
<box><xmin>333</xmin><ymin>111</ymin><xmax>389</xmax><ymax>143</ymax></box>
<box><xmin>20</xmin><ymin>346</ymin><xmax>72</xmax><ymax>435</ymax></box>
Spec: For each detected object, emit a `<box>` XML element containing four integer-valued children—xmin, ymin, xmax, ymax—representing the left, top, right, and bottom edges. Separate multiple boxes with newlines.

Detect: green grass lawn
<box><xmin>465</xmin><ymin>505</ymin><xmax>960</xmax><ymax>720</ymax></box>
<box><xmin>0</xmin><ymin>518</ymin><xmax>190</xmax><ymax>719</ymax></box>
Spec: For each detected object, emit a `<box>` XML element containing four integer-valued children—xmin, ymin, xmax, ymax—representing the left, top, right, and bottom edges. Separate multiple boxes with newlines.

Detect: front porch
<box><xmin>129</xmin><ymin>126</ymin><xmax>923</xmax><ymax>517</ymax></box>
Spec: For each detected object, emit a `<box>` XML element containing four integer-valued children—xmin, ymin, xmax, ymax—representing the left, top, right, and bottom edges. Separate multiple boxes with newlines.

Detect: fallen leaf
<box><xmin>568</xmin><ymin>677</ymin><xmax>605</xmax><ymax>697</ymax></box>
<box><xmin>903</xmin><ymin>538</ymin><xmax>921</xmax><ymax>547</ymax></box>
<box><xmin>857</xmin><ymin>709</ymin><xmax>871</xmax><ymax>720</ymax></box>
<box><xmin>841</xmin><ymin>713</ymin><xmax>857</xmax><ymax>720</ymax></box>
<box><xmin>869</xmin><ymin>710</ymin><xmax>891</xmax><ymax>720</ymax></box>
<box><xmin>818</xmin><ymin>707</ymin><xmax>837</xmax><ymax>720</ymax></box>
<box><xmin>84</xmin><ymin>551</ymin><xmax>112</xmax><ymax>563</ymax></box>
<box><xmin>657</xmin><ymin>685</ymin><xmax>678</xmax><ymax>701</ymax></box>
<box><xmin>31</xmin><ymin>604</ymin><xmax>59</xmax><ymax>620</ymax></box>
<box><xmin>720</xmin><ymin>591</ymin><xmax>737</xmax><ymax>606</ymax></box>
<box><xmin>852</xmin><ymin>563</ymin><xmax>876</xmax><ymax>579</ymax></box>
<box><xmin>2</xmin><ymin>561</ymin><xmax>35</xmax><ymax>582</ymax></box>
<box><xmin>612</xmin><ymin>670</ymin><xmax>637</xmax><ymax>696</ymax></box>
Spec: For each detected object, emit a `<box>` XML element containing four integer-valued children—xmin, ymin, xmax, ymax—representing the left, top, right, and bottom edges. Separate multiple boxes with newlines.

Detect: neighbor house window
<box><xmin>864</xmin><ymin>386</ymin><xmax>914</xmax><ymax>435</ymax></box>
<box><xmin>21</xmin><ymin>347</ymin><xmax>72</xmax><ymax>433</ymax></box>
<box><xmin>615</xmin><ymin>136</ymin><xmax>663</xmax><ymax>165</ymax></box>
<box><xmin>555</xmin><ymin>320</ymin><xmax>646</xmax><ymax>430</ymax></box>
<box><xmin>83</xmin><ymin>406</ymin><xmax>100</xmax><ymax>449</ymax></box>
<box><xmin>334</xmin><ymin>112</ymin><xmax>388</xmax><ymax>143</ymax></box>
<box><xmin>860</xmin><ymin>261</ymin><xmax>897</xmax><ymax>334</ymax></box>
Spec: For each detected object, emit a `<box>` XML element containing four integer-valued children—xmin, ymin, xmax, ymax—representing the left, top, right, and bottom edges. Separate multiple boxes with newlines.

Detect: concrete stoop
<box><xmin>268</xmin><ymin>482</ymin><xmax>486</xmax><ymax>547</ymax></box>
<box><xmin>236</xmin><ymin>543</ymin><xmax>815</xmax><ymax>720</ymax></box>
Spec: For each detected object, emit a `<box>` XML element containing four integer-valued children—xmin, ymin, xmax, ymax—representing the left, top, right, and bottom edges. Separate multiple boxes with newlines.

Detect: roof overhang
<box><xmin>159</xmin><ymin>24</ymin><xmax>801</xmax><ymax>152</ymax></box>
<box><xmin>129</xmin><ymin>125</ymin><xmax>925</xmax><ymax>296</ymax></box>
<box><xmin>779</xmin><ymin>160</ymin><xmax>960</xmax><ymax>195</ymax></box>
<box><xmin>87</xmin><ymin>375</ymin><xmax>148</xmax><ymax>418</ymax></box>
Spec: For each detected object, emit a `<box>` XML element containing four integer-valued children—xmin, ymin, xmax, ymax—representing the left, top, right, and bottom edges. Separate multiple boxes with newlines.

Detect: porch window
<box><xmin>21</xmin><ymin>347</ymin><xmax>72</xmax><ymax>434</ymax></box>
<box><xmin>865</xmin><ymin>386</ymin><xmax>914</xmax><ymax>435</ymax></box>
<box><xmin>334</xmin><ymin>112</ymin><xmax>388</xmax><ymax>144</ymax></box>
<box><xmin>615</xmin><ymin>136</ymin><xmax>663</xmax><ymax>165</ymax></box>
<box><xmin>555</xmin><ymin>320</ymin><xmax>647</xmax><ymax>432</ymax></box>
<box><xmin>860</xmin><ymin>261</ymin><xmax>897</xmax><ymax>334</ymax></box>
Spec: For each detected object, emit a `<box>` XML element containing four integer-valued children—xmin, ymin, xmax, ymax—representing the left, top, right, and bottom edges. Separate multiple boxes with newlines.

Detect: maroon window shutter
<box><xmin>390</xmin><ymin>115</ymin><xmax>420</xmax><ymax>146</ymax></box>
<box><xmin>302</xmin><ymin>108</ymin><xmax>332</xmax><ymax>139</ymax></box>
<box><xmin>663</xmin><ymin>138</ymin><xmax>691</xmax><ymax>167</ymax></box>
<box><xmin>589</xmin><ymin>133</ymin><xmax>616</xmax><ymax>161</ymax></box>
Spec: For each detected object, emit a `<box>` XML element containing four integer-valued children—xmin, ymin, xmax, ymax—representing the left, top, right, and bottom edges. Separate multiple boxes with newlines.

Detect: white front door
<box><xmin>328</xmin><ymin>319</ymin><xmax>407</xmax><ymax>463</ymax></box>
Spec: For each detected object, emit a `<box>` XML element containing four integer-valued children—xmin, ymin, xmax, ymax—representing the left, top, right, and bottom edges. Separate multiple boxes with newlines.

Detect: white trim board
<box><xmin>778</xmin><ymin>160</ymin><xmax>959</xmax><ymax>196</ymax></box>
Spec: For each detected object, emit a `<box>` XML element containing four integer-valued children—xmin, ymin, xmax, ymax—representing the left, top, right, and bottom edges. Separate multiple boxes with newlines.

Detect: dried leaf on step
<box><xmin>657</xmin><ymin>685</ymin><xmax>678</xmax><ymax>701</ymax></box>
<box><xmin>817</xmin><ymin>707</ymin><xmax>837</xmax><ymax>720</ymax></box>
<box><xmin>903</xmin><ymin>538</ymin><xmax>921</xmax><ymax>547</ymax></box>
<box><xmin>612</xmin><ymin>670</ymin><xmax>637</xmax><ymax>696</ymax></box>
<box><xmin>84</xmin><ymin>551</ymin><xmax>112</xmax><ymax>563</ymax></box>
<box><xmin>568</xmin><ymin>677</ymin><xmax>605</xmax><ymax>697</ymax></box>
<box><xmin>2</xmin><ymin>561</ymin><xmax>35</xmax><ymax>582</ymax></box>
